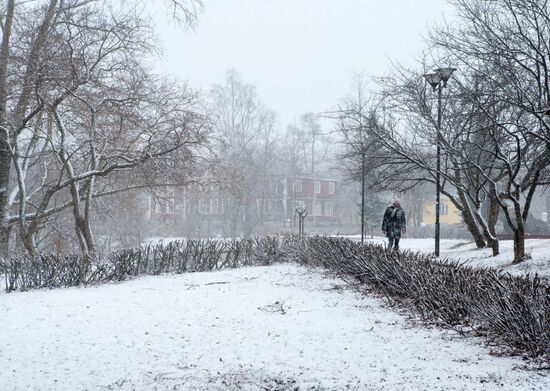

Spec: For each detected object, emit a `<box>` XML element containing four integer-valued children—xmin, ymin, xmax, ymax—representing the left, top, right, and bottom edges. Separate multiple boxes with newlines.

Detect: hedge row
<box><xmin>289</xmin><ymin>236</ymin><xmax>550</xmax><ymax>358</ymax></box>
<box><xmin>0</xmin><ymin>237</ymin><xmax>284</xmax><ymax>292</ymax></box>
<box><xmin>1</xmin><ymin>235</ymin><xmax>548</xmax><ymax>357</ymax></box>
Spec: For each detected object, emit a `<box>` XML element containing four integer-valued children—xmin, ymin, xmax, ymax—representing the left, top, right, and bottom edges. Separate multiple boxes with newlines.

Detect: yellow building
<box><xmin>422</xmin><ymin>196</ymin><xmax>462</xmax><ymax>225</ymax></box>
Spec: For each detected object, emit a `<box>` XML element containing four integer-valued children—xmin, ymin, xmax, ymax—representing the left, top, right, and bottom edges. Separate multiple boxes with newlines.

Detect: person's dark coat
<box><xmin>382</xmin><ymin>205</ymin><xmax>406</xmax><ymax>238</ymax></box>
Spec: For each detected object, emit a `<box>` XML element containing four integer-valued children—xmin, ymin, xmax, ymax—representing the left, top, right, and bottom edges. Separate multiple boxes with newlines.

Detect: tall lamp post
<box><xmin>361</xmin><ymin>150</ymin><xmax>366</xmax><ymax>244</ymax></box>
<box><xmin>423</xmin><ymin>67</ymin><xmax>456</xmax><ymax>257</ymax></box>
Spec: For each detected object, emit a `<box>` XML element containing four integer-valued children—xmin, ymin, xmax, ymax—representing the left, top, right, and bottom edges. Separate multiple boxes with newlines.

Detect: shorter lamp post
<box><xmin>295</xmin><ymin>207</ymin><xmax>308</xmax><ymax>238</ymax></box>
<box><xmin>423</xmin><ymin>67</ymin><xmax>456</xmax><ymax>257</ymax></box>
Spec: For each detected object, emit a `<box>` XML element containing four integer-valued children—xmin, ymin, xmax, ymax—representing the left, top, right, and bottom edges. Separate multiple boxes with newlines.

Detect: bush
<box><xmin>289</xmin><ymin>236</ymin><xmax>550</xmax><ymax>358</ymax></box>
<box><xmin>1</xmin><ymin>235</ymin><xmax>548</xmax><ymax>358</ymax></box>
<box><xmin>0</xmin><ymin>237</ymin><xmax>284</xmax><ymax>292</ymax></box>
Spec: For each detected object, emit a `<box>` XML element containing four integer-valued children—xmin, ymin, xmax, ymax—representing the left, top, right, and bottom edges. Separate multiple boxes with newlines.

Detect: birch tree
<box><xmin>209</xmin><ymin>69</ymin><xmax>280</xmax><ymax>236</ymax></box>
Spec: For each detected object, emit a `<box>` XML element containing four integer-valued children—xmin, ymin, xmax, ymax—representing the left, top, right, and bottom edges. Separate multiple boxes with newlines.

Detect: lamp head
<box><xmin>423</xmin><ymin>73</ymin><xmax>441</xmax><ymax>91</ymax></box>
<box><xmin>435</xmin><ymin>67</ymin><xmax>456</xmax><ymax>87</ymax></box>
<box><xmin>295</xmin><ymin>206</ymin><xmax>307</xmax><ymax>215</ymax></box>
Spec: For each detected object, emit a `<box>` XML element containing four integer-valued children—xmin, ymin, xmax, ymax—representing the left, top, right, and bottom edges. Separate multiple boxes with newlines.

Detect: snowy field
<box><xmin>1</xmin><ymin>264</ymin><xmax>548</xmax><ymax>390</ymax></box>
<box><xmin>343</xmin><ymin>235</ymin><xmax>550</xmax><ymax>279</ymax></box>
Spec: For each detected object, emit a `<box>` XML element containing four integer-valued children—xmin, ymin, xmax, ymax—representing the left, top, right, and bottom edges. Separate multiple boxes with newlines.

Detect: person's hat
<box><xmin>393</xmin><ymin>197</ymin><xmax>401</xmax><ymax>205</ymax></box>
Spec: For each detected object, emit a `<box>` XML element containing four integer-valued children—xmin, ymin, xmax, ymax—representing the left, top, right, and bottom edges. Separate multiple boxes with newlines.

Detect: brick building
<box><xmin>285</xmin><ymin>176</ymin><xmax>337</xmax><ymax>225</ymax></box>
<box><xmin>147</xmin><ymin>174</ymin><xmax>339</xmax><ymax>236</ymax></box>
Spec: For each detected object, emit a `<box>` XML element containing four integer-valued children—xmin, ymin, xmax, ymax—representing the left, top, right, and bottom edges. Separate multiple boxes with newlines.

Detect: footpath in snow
<box><xmin>0</xmin><ymin>264</ymin><xmax>548</xmax><ymax>390</ymax></box>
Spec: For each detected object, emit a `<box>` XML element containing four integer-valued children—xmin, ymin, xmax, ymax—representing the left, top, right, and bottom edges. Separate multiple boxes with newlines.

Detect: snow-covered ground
<box><xmin>1</xmin><ymin>264</ymin><xmax>547</xmax><ymax>390</ymax></box>
<box><xmin>342</xmin><ymin>235</ymin><xmax>550</xmax><ymax>279</ymax></box>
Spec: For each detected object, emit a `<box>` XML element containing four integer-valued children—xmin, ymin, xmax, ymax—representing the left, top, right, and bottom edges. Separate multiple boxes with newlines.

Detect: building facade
<box><xmin>285</xmin><ymin>176</ymin><xmax>337</xmax><ymax>225</ymax></box>
<box><xmin>147</xmin><ymin>174</ymin><xmax>339</xmax><ymax>236</ymax></box>
<box><xmin>421</xmin><ymin>195</ymin><xmax>463</xmax><ymax>225</ymax></box>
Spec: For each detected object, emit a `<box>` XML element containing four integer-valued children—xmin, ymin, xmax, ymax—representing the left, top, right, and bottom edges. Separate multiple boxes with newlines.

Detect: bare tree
<box><xmin>208</xmin><ymin>69</ymin><xmax>281</xmax><ymax>237</ymax></box>
<box><xmin>431</xmin><ymin>0</ymin><xmax>550</xmax><ymax>262</ymax></box>
<box><xmin>0</xmin><ymin>0</ymin><xmax>207</xmax><ymax>256</ymax></box>
<box><xmin>0</xmin><ymin>0</ymin><xmax>60</xmax><ymax>255</ymax></box>
<box><xmin>330</xmin><ymin>73</ymin><xmax>383</xmax><ymax>242</ymax></box>
<box><xmin>333</xmin><ymin>65</ymin><xmax>497</xmax><ymax>251</ymax></box>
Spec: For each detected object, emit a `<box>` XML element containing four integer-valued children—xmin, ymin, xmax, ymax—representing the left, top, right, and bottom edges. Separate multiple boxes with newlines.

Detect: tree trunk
<box><xmin>512</xmin><ymin>228</ymin><xmax>525</xmax><ymax>264</ymax></box>
<box><xmin>474</xmin><ymin>209</ymin><xmax>499</xmax><ymax>257</ymax></box>
<box><xmin>488</xmin><ymin>235</ymin><xmax>499</xmax><ymax>257</ymax></box>
<box><xmin>0</xmin><ymin>0</ymin><xmax>15</xmax><ymax>256</ymax></box>
<box><xmin>464</xmin><ymin>210</ymin><xmax>487</xmax><ymax>248</ymax></box>
<box><xmin>487</xmin><ymin>186</ymin><xmax>500</xmax><ymax>256</ymax></box>
<box><xmin>54</xmin><ymin>109</ymin><xmax>94</xmax><ymax>259</ymax></box>
<box><xmin>511</xmin><ymin>201</ymin><xmax>527</xmax><ymax>263</ymax></box>
<box><xmin>456</xmin><ymin>188</ymin><xmax>486</xmax><ymax>248</ymax></box>
<box><xmin>0</xmin><ymin>225</ymin><xmax>11</xmax><ymax>256</ymax></box>
<box><xmin>20</xmin><ymin>227</ymin><xmax>37</xmax><ymax>255</ymax></box>
<box><xmin>82</xmin><ymin>203</ymin><xmax>95</xmax><ymax>255</ymax></box>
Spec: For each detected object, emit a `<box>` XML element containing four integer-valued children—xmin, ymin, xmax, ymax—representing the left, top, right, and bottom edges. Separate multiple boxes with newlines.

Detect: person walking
<box><xmin>382</xmin><ymin>198</ymin><xmax>406</xmax><ymax>251</ymax></box>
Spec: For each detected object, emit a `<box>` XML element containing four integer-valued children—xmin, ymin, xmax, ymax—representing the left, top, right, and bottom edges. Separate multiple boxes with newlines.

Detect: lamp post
<box><xmin>423</xmin><ymin>67</ymin><xmax>456</xmax><ymax>257</ymax></box>
<box><xmin>295</xmin><ymin>207</ymin><xmax>308</xmax><ymax>238</ymax></box>
<box><xmin>361</xmin><ymin>150</ymin><xmax>366</xmax><ymax>245</ymax></box>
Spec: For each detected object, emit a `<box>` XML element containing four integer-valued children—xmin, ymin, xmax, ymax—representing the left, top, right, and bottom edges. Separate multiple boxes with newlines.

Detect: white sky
<box><xmin>152</xmin><ymin>0</ymin><xmax>456</xmax><ymax>127</ymax></box>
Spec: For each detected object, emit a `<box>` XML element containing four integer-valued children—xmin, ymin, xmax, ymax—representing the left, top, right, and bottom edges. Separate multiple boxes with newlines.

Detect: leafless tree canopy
<box><xmin>334</xmin><ymin>0</ymin><xmax>550</xmax><ymax>263</ymax></box>
<box><xmin>0</xmin><ymin>0</ymin><xmax>208</xmax><ymax>257</ymax></box>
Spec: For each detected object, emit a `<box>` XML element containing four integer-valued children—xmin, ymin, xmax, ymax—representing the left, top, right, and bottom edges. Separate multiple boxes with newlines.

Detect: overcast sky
<box><xmin>153</xmin><ymin>0</ymin><xmax>456</xmax><ymax>127</ymax></box>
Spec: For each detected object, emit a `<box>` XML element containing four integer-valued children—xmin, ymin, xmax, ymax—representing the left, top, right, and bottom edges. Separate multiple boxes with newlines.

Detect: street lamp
<box><xmin>423</xmin><ymin>67</ymin><xmax>456</xmax><ymax>257</ymax></box>
<box><xmin>295</xmin><ymin>207</ymin><xmax>308</xmax><ymax>238</ymax></box>
<box><xmin>361</xmin><ymin>149</ymin><xmax>366</xmax><ymax>245</ymax></box>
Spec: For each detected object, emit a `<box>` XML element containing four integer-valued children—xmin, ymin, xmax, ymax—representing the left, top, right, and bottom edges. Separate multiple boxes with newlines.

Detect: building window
<box><xmin>166</xmin><ymin>198</ymin><xmax>175</xmax><ymax>214</ymax></box>
<box><xmin>328</xmin><ymin>181</ymin><xmax>335</xmax><ymax>194</ymax></box>
<box><xmin>182</xmin><ymin>197</ymin><xmax>190</xmax><ymax>216</ymax></box>
<box><xmin>314</xmin><ymin>180</ymin><xmax>321</xmax><ymax>194</ymax></box>
<box><xmin>152</xmin><ymin>187</ymin><xmax>189</xmax><ymax>215</ymax></box>
<box><xmin>294</xmin><ymin>179</ymin><xmax>303</xmax><ymax>193</ymax></box>
<box><xmin>174</xmin><ymin>196</ymin><xmax>183</xmax><ymax>213</ymax></box>
<box><xmin>211</xmin><ymin>199</ymin><xmax>224</xmax><ymax>214</ymax></box>
<box><xmin>435</xmin><ymin>203</ymin><xmax>449</xmax><ymax>215</ymax></box>
<box><xmin>199</xmin><ymin>199</ymin><xmax>209</xmax><ymax>214</ymax></box>
<box><xmin>325</xmin><ymin>201</ymin><xmax>333</xmax><ymax>216</ymax></box>
<box><xmin>314</xmin><ymin>200</ymin><xmax>322</xmax><ymax>216</ymax></box>
<box><xmin>257</xmin><ymin>199</ymin><xmax>273</xmax><ymax>214</ymax></box>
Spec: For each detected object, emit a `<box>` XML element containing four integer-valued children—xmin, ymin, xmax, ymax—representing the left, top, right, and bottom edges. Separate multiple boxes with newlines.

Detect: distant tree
<box><xmin>208</xmin><ymin>69</ymin><xmax>280</xmax><ymax>236</ymax></box>
<box><xmin>300</xmin><ymin>112</ymin><xmax>322</xmax><ymax>174</ymax></box>
<box><xmin>331</xmin><ymin>73</ymin><xmax>384</xmax><ymax>240</ymax></box>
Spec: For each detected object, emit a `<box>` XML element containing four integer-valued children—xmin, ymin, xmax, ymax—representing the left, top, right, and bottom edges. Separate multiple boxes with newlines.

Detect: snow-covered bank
<box><xmin>1</xmin><ymin>264</ymin><xmax>547</xmax><ymax>390</ymax></box>
<box><xmin>342</xmin><ymin>235</ymin><xmax>550</xmax><ymax>278</ymax></box>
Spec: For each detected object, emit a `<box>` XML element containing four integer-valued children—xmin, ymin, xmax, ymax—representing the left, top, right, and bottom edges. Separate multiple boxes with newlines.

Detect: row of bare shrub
<box><xmin>287</xmin><ymin>236</ymin><xmax>549</xmax><ymax>358</ymax></box>
<box><xmin>2</xmin><ymin>235</ymin><xmax>548</xmax><ymax>357</ymax></box>
<box><xmin>1</xmin><ymin>237</ymin><xmax>283</xmax><ymax>292</ymax></box>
